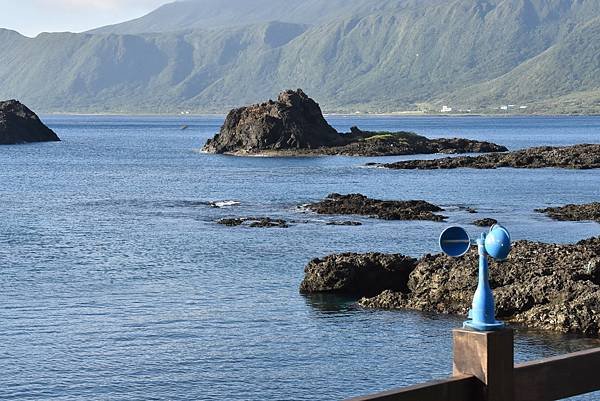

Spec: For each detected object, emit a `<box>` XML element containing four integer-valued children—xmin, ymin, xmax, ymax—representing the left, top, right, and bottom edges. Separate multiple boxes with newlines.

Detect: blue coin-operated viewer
<box><xmin>439</xmin><ymin>224</ymin><xmax>512</xmax><ymax>331</ymax></box>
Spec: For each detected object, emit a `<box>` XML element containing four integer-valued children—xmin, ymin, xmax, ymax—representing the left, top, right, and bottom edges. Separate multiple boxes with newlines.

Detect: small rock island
<box><xmin>307</xmin><ymin>193</ymin><xmax>447</xmax><ymax>222</ymax></box>
<box><xmin>0</xmin><ymin>100</ymin><xmax>60</xmax><ymax>145</ymax></box>
<box><xmin>203</xmin><ymin>89</ymin><xmax>507</xmax><ymax>156</ymax></box>
<box><xmin>218</xmin><ymin>217</ymin><xmax>289</xmax><ymax>228</ymax></box>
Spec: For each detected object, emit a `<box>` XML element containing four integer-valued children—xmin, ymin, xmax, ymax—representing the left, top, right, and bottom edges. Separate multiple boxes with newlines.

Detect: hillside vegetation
<box><xmin>0</xmin><ymin>0</ymin><xmax>599</xmax><ymax>114</ymax></box>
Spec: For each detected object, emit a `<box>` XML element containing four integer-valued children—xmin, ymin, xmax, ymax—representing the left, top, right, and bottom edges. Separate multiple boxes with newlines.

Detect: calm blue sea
<box><xmin>1</xmin><ymin>115</ymin><xmax>599</xmax><ymax>400</ymax></box>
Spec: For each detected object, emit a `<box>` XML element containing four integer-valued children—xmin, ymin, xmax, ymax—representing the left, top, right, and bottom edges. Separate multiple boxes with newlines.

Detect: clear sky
<box><xmin>0</xmin><ymin>0</ymin><xmax>172</xmax><ymax>37</ymax></box>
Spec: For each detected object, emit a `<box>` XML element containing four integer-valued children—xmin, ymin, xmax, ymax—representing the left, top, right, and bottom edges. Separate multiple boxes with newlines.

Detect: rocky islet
<box><xmin>217</xmin><ymin>217</ymin><xmax>290</xmax><ymax>228</ymax></box>
<box><xmin>306</xmin><ymin>193</ymin><xmax>447</xmax><ymax>222</ymax></box>
<box><xmin>203</xmin><ymin>89</ymin><xmax>508</xmax><ymax>156</ymax></box>
<box><xmin>473</xmin><ymin>218</ymin><xmax>498</xmax><ymax>227</ymax></box>
<box><xmin>0</xmin><ymin>100</ymin><xmax>60</xmax><ymax>145</ymax></box>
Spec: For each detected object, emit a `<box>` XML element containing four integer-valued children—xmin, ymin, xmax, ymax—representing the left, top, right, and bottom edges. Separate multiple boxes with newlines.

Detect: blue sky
<box><xmin>0</xmin><ymin>0</ymin><xmax>172</xmax><ymax>37</ymax></box>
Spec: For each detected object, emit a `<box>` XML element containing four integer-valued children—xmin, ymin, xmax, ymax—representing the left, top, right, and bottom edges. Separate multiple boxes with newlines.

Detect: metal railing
<box><xmin>345</xmin><ymin>328</ymin><xmax>600</xmax><ymax>401</ymax></box>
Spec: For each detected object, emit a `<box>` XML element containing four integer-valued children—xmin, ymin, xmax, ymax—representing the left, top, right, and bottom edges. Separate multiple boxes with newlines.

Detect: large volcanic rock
<box><xmin>358</xmin><ymin>237</ymin><xmax>600</xmax><ymax>337</ymax></box>
<box><xmin>0</xmin><ymin>100</ymin><xmax>60</xmax><ymax>145</ymax></box>
<box><xmin>299</xmin><ymin>253</ymin><xmax>417</xmax><ymax>297</ymax></box>
<box><xmin>374</xmin><ymin>144</ymin><xmax>600</xmax><ymax>170</ymax></box>
<box><xmin>203</xmin><ymin>89</ymin><xmax>342</xmax><ymax>154</ymax></box>
<box><xmin>203</xmin><ymin>89</ymin><xmax>507</xmax><ymax>156</ymax></box>
<box><xmin>300</xmin><ymin>237</ymin><xmax>600</xmax><ymax>336</ymax></box>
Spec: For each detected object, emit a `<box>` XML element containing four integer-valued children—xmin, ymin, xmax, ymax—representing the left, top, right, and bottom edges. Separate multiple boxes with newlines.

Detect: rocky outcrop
<box><xmin>217</xmin><ymin>217</ymin><xmax>289</xmax><ymax>228</ymax></box>
<box><xmin>0</xmin><ymin>100</ymin><xmax>60</xmax><ymax>144</ymax></box>
<box><xmin>306</xmin><ymin>193</ymin><xmax>447</xmax><ymax>221</ymax></box>
<box><xmin>373</xmin><ymin>144</ymin><xmax>600</xmax><ymax>170</ymax></box>
<box><xmin>325</xmin><ymin>127</ymin><xmax>508</xmax><ymax>157</ymax></box>
<box><xmin>203</xmin><ymin>89</ymin><xmax>342</xmax><ymax>154</ymax></box>
<box><xmin>299</xmin><ymin>253</ymin><xmax>417</xmax><ymax>297</ymax></box>
<box><xmin>299</xmin><ymin>237</ymin><xmax>600</xmax><ymax>336</ymax></box>
<box><xmin>473</xmin><ymin>218</ymin><xmax>498</xmax><ymax>227</ymax></box>
<box><xmin>202</xmin><ymin>89</ymin><xmax>507</xmax><ymax>156</ymax></box>
<box><xmin>536</xmin><ymin>202</ymin><xmax>600</xmax><ymax>223</ymax></box>
<box><xmin>357</xmin><ymin>237</ymin><xmax>600</xmax><ymax>337</ymax></box>
<box><xmin>326</xmin><ymin>221</ymin><xmax>363</xmax><ymax>226</ymax></box>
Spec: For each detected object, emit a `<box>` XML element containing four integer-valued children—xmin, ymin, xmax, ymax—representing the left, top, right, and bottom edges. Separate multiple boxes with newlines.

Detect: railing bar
<box><xmin>344</xmin><ymin>374</ymin><xmax>478</xmax><ymax>401</ymax></box>
<box><xmin>514</xmin><ymin>347</ymin><xmax>600</xmax><ymax>401</ymax></box>
<box><xmin>515</xmin><ymin>346</ymin><xmax>600</xmax><ymax>368</ymax></box>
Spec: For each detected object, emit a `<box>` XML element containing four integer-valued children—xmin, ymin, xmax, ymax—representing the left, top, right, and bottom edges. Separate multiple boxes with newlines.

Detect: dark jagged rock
<box><xmin>357</xmin><ymin>237</ymin><xmax>600</xmax><ymax>337</ymax></box>
<box><xmin>375</xmin><ymin>144</ymin><xmax>600</xmax><ymax>170</ymax></box>
<box><xmin>217</xmin><ymin>217</ymin><xmax>289</xmax><ymax>228</ymax></box>
<box><xmin>202</xmin><ymin>89</ymin><xmax>507</xmax><ymax>156</ymax></box>
<box><xmin>218</xmin><ymin>218</ymin><xmax>245</xmax><ymax>226</ymax></box>
<box><xmin>203</xmin><ymin>89</ymin><xmax>342</xmax><ymax>154</ymax></box>
<box><xmin>473</xmin><ymin>218</ymin><xmax>498</xmax><ymax>227</ymax></box>
<box><xmin>325</xmin><ymin>127</ymin><xmax>508</xmax><ymax>157</ymax></box>
<box><xmin>299</xmin><ymin>253</ymin><xmax>417</xmax><ymax>297</ymax></box>
<box><xmin>0</xmin><ymin>100</ymin><xmax>60</xmax><ymax>145</ymax></box>
<box><xmin>249</xmin><ymin>218</ymin><xmax>289</xmax><ymax>228</ymax></box>
<box><xmin>536</xmin><ymin>202</ymin><xmax>600</xmax><ymax>223</ymax></box>
<box><xmin>307</xmin><ymin>193</ymin><xmax>447</xmax><ymax>222</ymax></box>
<box><xmin>326</xmin><ymin>221</ymin><xmax>363</xmax><ymax>226</ymax></box>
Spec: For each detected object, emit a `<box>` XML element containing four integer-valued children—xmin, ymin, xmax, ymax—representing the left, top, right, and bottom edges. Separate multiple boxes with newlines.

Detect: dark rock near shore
<box><xmin>326</xmin><ymin>221</ymin><xmax>363</xmax><ymax>226</ymax></box>
<box><xmin>0</xmin><ymin>100</ymin><xmax>60</xmax><ymax>145</ymax></box>
<box><xmin>217</xmin><ymin>217</ymin><xmax>289</xmax><ymax>228</ymax></box>
<box><xmin>299</xmin><ymin>237</ymin><xmax>600</xmax><ymax>335</ymax></box>
<box><xmin>473</xmin><ymin>218</ymin><xmax>498</xmax><ymax>227</ymax></box>
<box><xmin>376</xmin><ymin>144</ymin><xmax>600</xmax><ymax>170</ymax></box>
<box><xmin>202</xmin><ymin>89</ymin><xmax>507</xmax><ymax>156</ymax></box>
<box><xmin>300</xmin><ymin>253</ymin><xmax>417</xmax><ymax>297</ymax></box>
<box><xmin>357</xmin><ymin>237</ymin><xmax>600</xmax><ymax>337</ymax></box>
<box><xmin>307</xmin><ymin>193</ymin><xmax>447</xmax><ymax>221</ymax></box>
<box><xmin>536</xmin><ymin>202</ymin><xmax>600</xmax><ymax>223</ymax></box>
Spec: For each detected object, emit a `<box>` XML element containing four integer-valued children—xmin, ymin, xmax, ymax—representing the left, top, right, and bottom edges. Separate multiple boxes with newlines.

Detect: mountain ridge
<box><xmin>0</xmin><ymin>0</ymin><xmax>599</xmax><ymax>114</ymax></box>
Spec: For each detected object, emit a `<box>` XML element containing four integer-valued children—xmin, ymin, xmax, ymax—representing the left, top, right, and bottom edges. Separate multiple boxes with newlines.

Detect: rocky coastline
<box><xmin>306</xmin><ymin>193</ymin><xmax>447</xmax><ymax>221</ymax></box>
<box><xmin>370</xmin><ymin>144</ymin><xmax>600</xmax><ymax>170</ymax></box>
<box><xmin>202</xmin><ymin>89</ymin><xmax>507</xmax><ymax>157</ymax></box>
<box><xmin>0</xmin><ymin>100</ymin><xmax>60</xmax><ymax>145</ymax></box>
<box><xmin>536</xmin><ymin>202</ymin><xmax>600</xmax><ymax>223</ymax></box>
<box><xmin>301</xmin><ymin>237</ymin><xmax>600</xmax><ymax>337</ymax></box>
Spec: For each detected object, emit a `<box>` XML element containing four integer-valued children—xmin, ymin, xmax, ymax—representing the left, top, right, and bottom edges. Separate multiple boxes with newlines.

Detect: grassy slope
<box><xmin>0</xmin><ymin>0</ymin><xmax>599</xmax><ymax>113</ymax></box>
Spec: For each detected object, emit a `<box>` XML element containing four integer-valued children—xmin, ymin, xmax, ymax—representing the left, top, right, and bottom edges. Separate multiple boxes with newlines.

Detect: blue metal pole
<box><xmin>464</xmin><ymin>233</ymin><xmax>505</xmax><ymax>331</ymax></box>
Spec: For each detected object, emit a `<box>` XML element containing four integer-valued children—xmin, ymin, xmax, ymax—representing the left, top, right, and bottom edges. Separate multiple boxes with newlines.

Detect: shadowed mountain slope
<box><xmin>1</xmin><ymin>0</ymin><xmax>599</xmax><ymax>113</ymax></box>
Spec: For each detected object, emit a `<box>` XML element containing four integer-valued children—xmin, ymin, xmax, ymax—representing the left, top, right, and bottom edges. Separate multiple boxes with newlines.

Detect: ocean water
<box><xmin>1</xmin><ymin>115</ymin><xmax>599</xmax><ymax>401</ymax></box>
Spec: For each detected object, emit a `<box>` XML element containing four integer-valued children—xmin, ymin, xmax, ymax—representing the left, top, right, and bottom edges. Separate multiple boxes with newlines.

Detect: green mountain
<box><xmin>1</xmin><ymin>0</ymin><xmax>599</xmax><ymax>114</ymax></box>
<box><xmin>89</xmin><ymin>0</ymin><xmax>418</xmax><ymax>34</ymax></box>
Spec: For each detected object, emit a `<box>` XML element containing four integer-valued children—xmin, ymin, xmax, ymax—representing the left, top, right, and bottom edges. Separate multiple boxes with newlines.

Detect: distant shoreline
<box><xmin>41</xmin><ymin>111</ymin><xmax>600</xmax><ymax>118</ymax></box>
